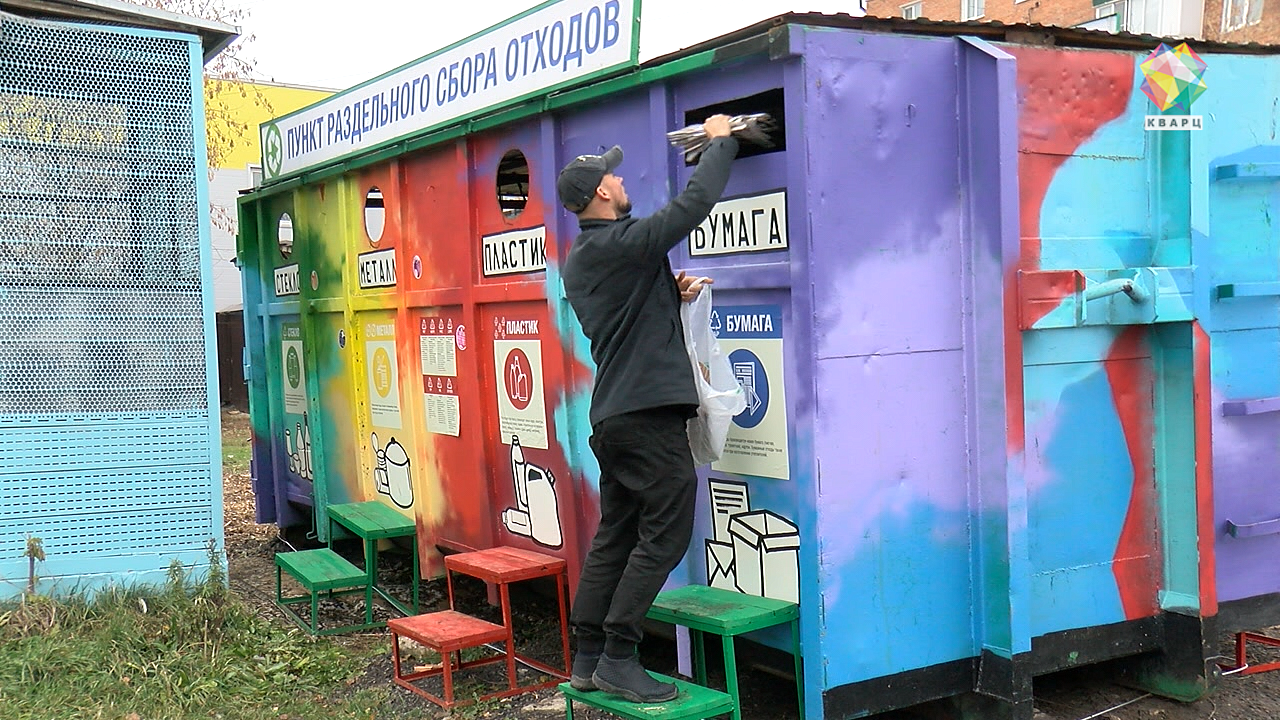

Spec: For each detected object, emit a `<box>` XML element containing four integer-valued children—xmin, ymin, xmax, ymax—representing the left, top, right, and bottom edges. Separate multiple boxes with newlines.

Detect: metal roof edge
<box><xmin>242</xmin><ymin>9</ymin><xmax>1278</xmax><ymax>199</ymax></box>
<box><xmin>639</xmin><ymin>12</ymin><xmax>1280</xmax><ymax>63</ymax></box>
<box><xmin>1</xmin><ymin>0</ymin><xmax>240</xmax><ymax>62</ymax></box>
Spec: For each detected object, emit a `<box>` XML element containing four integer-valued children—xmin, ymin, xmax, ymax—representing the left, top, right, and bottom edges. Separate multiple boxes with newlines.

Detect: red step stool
<box><xmin>1220</xmin><ymin>632</ymin><xmax>1280</xmax><ymax>676</ymax></box>
<box><xmin>388</xmin><ymin>611</ymin><xmax>510</xmax><ymax>707</ymax></box>
<box><xmin>388</xmin><ymin>546</ymin><xmax>571</xmax><ymax>708</ymax></box>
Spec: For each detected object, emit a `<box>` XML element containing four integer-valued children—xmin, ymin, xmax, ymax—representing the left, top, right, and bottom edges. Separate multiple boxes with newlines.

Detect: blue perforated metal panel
<box><xmin>0</xmin><ymin>11</ymin><xmax>222</xmax><ymax>597</ymax></box>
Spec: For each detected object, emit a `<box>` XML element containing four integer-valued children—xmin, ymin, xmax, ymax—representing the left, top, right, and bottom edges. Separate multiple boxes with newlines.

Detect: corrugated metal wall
<box><xmin>0</xmin><ymin>10</ymin><xmax>222</xmax><ymax>596</ymax></box>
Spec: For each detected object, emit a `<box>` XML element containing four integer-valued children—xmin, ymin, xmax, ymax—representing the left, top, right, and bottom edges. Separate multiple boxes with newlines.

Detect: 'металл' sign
<box><xmin>259</xmin><ymin>0</ymin><xmax>638</xmax><ymax>182</ymax></box>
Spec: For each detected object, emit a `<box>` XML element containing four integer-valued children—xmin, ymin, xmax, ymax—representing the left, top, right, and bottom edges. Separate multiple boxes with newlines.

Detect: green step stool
<box><xmin>326</xmin><ymin>500</ymin><xmax>420</xmax><ymax>617</ymax></box>
<box><xmin>559</xmin><ymin>672</ymin><xmax>733</xmax><ymax>720</ymax></box>
<box><xmin>274</xmin><ymin>548</ymin><xmax>377</xmax><ymax>635</ymax></box>
<box><xmin>647</xmin><ymin>585</ymin><xmax>803</xmax><ymax>720</ymax></box>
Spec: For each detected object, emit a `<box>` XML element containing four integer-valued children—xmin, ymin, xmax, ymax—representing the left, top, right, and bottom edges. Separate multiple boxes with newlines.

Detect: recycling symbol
<box><xmin>286</xmin><ymin>346</ymin><xmax>301</xmax><ymax>388</ymax></box>
<box><xmin>263</xmin><ymin>123</ymin><xmax>283</xmax><ymax>179</ymax></box>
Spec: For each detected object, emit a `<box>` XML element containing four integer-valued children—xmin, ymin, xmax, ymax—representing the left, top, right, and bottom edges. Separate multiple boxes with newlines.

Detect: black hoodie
<box><xmin>562</xmin><ymin>136</ymin><xmax>739</xmax><ymax>427</ymax></box>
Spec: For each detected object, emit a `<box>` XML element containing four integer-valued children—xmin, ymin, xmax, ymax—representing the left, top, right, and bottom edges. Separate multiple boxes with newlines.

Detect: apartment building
<box><xmin>864</xmin><ymin>0</ymin><xmax>1279</xmax><ymax>43</ymax></box>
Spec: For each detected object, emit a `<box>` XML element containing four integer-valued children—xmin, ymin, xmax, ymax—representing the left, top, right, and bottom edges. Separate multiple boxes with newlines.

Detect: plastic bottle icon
<box><xmin>501</xmin><ymin>436</ymin><xmax>562</xmax><ymax>548</ymax></box>
<box><xmin>525</xmin><ymin>465</ymin><xmax>561</xmax><ymax>547</ymax></box>
<box><xmin>504</xmin><ymin>437</ymin><xmax>532</xmax><ymax>535</ymax></box>
<box><xmin>509</xmin><ymin>358</ymin><xmax>529</xmax><ymax>403</ymax></box>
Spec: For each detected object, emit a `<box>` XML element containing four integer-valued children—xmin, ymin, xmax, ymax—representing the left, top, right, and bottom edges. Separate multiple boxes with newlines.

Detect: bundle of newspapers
<box><xmin>667</xmin><ymin>113</ymin><xmax>778</xmax><ymax>163</ymax></box>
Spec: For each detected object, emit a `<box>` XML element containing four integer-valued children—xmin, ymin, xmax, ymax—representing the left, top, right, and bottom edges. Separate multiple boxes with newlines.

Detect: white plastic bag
<box><xmin>681</xmin><ymin>286</ymin><xmax>747</xmax><ymax>466</ymax></box>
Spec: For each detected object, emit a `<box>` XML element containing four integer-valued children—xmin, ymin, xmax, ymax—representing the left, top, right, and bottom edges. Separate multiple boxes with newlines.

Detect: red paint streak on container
<box><xmin>1107</xmin><ymin>327</ymin><xmax>1160</xmax><ymax>620</ymax></box>
<box><xmin>1004</xmin><ymin>47</ymin><xmax>1135</xmax><ymax>453</ymax></box>
<box><xmin>1193</xmin><ymin>322</ymin><xmax>1217</xmax><ymax>616</ymax></box>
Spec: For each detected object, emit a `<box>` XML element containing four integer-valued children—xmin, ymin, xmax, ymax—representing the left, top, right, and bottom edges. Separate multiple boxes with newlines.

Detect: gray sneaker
<box><xmin>591</xmin><ymin>654</ymin><xmax>678</xmax><ymax>703</ymax></box>
<box><xmin>570</xmin><ymin>650</ymin><xmax>600</xmax><ymax>691</ymax></box>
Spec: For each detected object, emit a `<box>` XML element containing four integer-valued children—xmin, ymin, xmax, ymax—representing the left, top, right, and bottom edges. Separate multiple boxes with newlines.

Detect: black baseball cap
<box><xmin>556</xmin><ymin>145</ymin><xmax>623</xmax><ymax>213</ymax></box>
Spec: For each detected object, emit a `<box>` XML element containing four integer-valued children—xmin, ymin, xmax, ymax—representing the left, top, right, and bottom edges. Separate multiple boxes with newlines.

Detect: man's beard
<box><xmin>617</xmin><ymin>198</ymin><xmax>632</xmax><ymax>214</ymax></box>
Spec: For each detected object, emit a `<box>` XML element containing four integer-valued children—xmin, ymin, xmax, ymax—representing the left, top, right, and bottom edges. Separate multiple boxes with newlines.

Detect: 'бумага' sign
<box><xmin>688</xmin><ymin>190</ymin><xmax>788</xmax><ymax>257</ymax></box>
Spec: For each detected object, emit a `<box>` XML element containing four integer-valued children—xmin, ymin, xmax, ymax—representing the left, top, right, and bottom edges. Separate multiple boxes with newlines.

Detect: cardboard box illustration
<box><xmin>728</xmin><ymin>510</ymin><xmax>799</xmax><ymax>602</ymax></box>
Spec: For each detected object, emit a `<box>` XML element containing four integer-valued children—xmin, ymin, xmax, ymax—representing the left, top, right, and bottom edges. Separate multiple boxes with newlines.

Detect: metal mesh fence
<box><xmin>0</xmin><ymin>10</ymin><xmax>208</xmax><ymax>420</ymax></box>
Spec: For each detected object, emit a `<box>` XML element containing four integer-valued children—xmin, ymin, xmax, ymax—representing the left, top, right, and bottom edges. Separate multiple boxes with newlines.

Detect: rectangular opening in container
<box><xmin>682</xmin><ymin>89</ymin><xmax>785</xmax><ymax>165</ymax></box>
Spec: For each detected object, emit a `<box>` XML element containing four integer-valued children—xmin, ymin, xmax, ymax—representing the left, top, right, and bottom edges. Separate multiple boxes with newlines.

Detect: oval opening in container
<box><xmin>278</xmin><ymin>213</ymin><xmax>294</xmax><ymax>259</ymax></box>
<box><xmin>497</xmin><ymin>149</ymin><xmax>529</xmax><ymax>219</ymax></box>
<box><xmin>364</xmin><ymin>187</ymin><xmax>385</xmax><ymax>244</ymax></box>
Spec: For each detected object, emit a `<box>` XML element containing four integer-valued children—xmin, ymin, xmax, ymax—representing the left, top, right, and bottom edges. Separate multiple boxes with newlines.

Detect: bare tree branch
<box><xmin>134</xmin><ymin>0</ymin><xmax>275</xmax><ymax>236</ymax></box>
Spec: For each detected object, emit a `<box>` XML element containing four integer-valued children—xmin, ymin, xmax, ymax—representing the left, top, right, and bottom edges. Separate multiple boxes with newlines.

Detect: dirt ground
<box><xmin>220</xmin><ymin>409</ymin><xmax>1280</xmax><ymax>720</ymax></box>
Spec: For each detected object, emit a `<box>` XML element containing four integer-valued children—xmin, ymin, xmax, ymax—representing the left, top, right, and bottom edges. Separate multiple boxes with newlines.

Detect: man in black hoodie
<box><xmin>557</xmin><ymin>114</ymin><xmax>738</xmax><ymax>703</ymax></box>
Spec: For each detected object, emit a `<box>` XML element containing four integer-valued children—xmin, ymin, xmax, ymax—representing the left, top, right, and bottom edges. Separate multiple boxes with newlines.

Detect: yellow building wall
<box><xmin>206</xmin><ymin>80</ymin><xmax>333</xmax><ymax>171</ymax></box>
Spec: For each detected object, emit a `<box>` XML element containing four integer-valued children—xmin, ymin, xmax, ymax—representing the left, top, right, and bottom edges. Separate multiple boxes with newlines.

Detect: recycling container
<box><xmin>239</xmin><ymin>7</ymin><xmax>1280</xmax><ymax>718</ymax></box>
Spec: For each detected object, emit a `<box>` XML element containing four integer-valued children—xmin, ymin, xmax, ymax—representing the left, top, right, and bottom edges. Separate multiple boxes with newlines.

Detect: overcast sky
<box><xmin>241</xmin><ymin>0</ymin><xmax>864</xmax><ymax>90</ymax></box>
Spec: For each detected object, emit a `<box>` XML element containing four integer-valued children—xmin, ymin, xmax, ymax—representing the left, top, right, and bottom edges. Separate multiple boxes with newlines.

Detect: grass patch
<box><xmin>0</xmin><ymin>544</ymin><xmax>434</xmax><ymax>720</ymax></box>
<box><xmin>221</xmin><ymin>410</ymin><xmax>252</xmax><ymax>476</ymax></box>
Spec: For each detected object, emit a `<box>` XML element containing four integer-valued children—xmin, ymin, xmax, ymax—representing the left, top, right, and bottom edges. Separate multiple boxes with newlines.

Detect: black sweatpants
<box><xmin>570</xmin><ymin>405</ymin><xmax>698</xmax><ymax>658</ymax></box>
